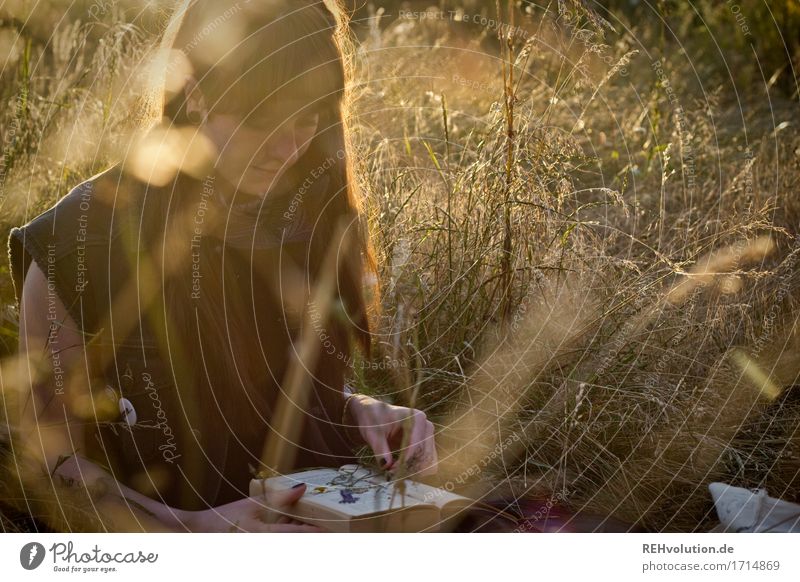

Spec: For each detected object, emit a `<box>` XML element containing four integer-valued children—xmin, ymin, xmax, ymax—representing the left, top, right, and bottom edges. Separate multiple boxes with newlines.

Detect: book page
<box><xmin>396</xmin><ymin>479</ymin><xmax>474</xmax><ymax>512</ymax></box>
<box><xmin>252</xmin><ymin>466</ymin><xmax>434</xmax><ymax>518</ymax></box>
<box><xmin>335</xmin><ymin>464</ymin><xmax>474</xmax><ymax>512</ymax></box>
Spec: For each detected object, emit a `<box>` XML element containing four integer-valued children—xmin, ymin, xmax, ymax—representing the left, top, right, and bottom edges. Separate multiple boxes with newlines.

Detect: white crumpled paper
<box><xmin>708</xmin><ymin>482</ymin><xmax>800</xmax><ymax>533</ymax></box>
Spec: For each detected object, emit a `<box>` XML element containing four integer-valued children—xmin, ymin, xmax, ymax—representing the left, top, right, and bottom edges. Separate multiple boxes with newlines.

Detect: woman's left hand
<box><xmin>346</xmin><ymin>395</ymin><xmax>438</xmax><ymax>476</ymax></box>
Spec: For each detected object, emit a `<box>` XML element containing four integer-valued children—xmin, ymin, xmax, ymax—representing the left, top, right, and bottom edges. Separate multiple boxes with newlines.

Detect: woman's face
<box><xmin>202</xmin><ymin>101</ymin><xmax>320</xmax><ymax>197</ymax></box>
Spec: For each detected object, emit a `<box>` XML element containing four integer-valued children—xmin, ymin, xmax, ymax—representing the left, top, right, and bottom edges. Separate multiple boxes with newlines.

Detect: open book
<box><xmin>249</xmin><ymin>464</ymin><xmax>475</xmax><ymax>532</ymax></box>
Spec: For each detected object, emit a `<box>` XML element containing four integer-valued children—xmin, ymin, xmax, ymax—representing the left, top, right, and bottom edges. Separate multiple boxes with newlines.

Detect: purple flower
<box><xmin>339</xmin><ymin>488</ymin><xmax>358</xmax><ymax>504</ymax></box>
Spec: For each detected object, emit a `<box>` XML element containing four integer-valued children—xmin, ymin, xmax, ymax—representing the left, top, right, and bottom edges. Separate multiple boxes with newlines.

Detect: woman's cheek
<box><xmin>226</xmin><ymin>153</ymin><xmax>261</xmax><ymax>183</ymax></box>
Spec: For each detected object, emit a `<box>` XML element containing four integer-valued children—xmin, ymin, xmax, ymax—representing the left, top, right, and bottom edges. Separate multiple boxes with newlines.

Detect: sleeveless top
<box><xmin>7</xmin><ymin>164</ymin><xmax>361</xmax><ymax>512</ymax></box>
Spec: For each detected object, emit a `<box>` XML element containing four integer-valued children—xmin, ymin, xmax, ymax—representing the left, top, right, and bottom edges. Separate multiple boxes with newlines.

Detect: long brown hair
<box><xmin>136</xmin><ymin>0</ymin><xmax>379</xmax><ymax>449</ymax></box>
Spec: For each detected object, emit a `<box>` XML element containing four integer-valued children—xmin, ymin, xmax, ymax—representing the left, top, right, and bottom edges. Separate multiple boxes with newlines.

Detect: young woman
<box><xmin>9</xmin><ymin>0</ymin><xmax>437</xmax><ymax>532</ymax></box>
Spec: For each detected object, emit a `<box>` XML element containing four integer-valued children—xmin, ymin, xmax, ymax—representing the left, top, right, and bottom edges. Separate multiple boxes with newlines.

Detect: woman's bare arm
<box><xmin>16</xmin><ymin>259</ymin><xmax>190</xmax><ymax>531</ymax></box>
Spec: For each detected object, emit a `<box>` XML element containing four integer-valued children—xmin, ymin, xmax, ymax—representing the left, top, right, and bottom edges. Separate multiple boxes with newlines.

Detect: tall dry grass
<box><xmin>350</xmin><ymin>2</ymin><xmax>800</xmax><ymax>532</ymax></box>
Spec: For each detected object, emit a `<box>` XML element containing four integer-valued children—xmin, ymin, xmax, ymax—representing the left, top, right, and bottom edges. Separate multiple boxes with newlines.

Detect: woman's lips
<box><xmin>253</xmin><ymin>163</ymin><xmax>281</xmax><ymax>172</ymax></box>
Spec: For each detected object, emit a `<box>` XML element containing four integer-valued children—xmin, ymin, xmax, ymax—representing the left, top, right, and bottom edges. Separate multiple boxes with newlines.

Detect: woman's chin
<box><xmin>214</xmin><ymin>167</ymin><xmax>282</xmax><ymax>198</ymax></box>
<box><xmin>245</xmin><ymin>173</ymin><xmax>281</xmax><ymax>196</ymax></box>
<box><xmin>239</xmin><ymin>185</ymin><xmax>269</xmax><ymax>197</ymax></box>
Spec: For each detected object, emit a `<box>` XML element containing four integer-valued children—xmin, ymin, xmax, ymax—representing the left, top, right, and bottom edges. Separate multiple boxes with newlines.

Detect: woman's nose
<box><xmin>265</xmin><ymin>125</ymin><xmax>300</xmax><ymax>165</ymax></box>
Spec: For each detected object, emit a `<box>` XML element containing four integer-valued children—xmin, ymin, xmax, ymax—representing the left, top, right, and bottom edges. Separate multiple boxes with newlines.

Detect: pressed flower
<box><xmin>339</xmin><ymin>489</ymin><xmax>358</xmax><ymax>504</ymax></box>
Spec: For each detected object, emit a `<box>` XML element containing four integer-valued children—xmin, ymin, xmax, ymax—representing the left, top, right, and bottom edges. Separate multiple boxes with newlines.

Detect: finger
<box><xmin>403</xmin><ymin>422</ymin><xmax>438</xmax><ymax>477</ymax></box>
<box><xmin>399</xmin><ymin>411</ymin><xmax>430</xmax><ymax>472</ymax></box>
<box><xmin>385</xmin><ymin>409</ymin><xmax>423</xmax><ymax>467</ymax></box>
<box><xmin>257</xmin><ymin>483</ymin><xmax>307</xmax><ymax>524</ymax></box>
<box><xmin>363</xmin><ymin>428</ymin><xmax>395</xmax><ymax>469</ymax></box>
<box><xmin>268</xmin><ymin>483</ymin><xmax>307</xmax><ymax>510</ymax></box>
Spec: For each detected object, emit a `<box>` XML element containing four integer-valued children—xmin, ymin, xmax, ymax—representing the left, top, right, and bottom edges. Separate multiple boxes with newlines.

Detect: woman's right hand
<box><xmin>182</xmin><ymin>483</ymin><xmax>323</xmax><ymax>532</ymax></box>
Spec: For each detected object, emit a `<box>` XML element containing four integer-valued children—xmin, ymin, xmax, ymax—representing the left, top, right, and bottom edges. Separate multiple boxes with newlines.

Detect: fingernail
<box><xmin>292</xmin><ymin>483</ymin><xmax>305</xmax><ymax>489</ymax></box>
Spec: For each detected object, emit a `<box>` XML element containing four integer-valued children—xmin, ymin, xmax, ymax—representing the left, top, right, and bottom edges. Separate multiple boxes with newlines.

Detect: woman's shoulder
<box><xmin>6</xmin><ymin>164</ymin><xmax>152</xmax><ymax>334</ymax></box>
<box><xmin>13</xmin><ymin>164</ymin><xmax>149</xmax><ymax>244</ymax></box>
<box><xmin>37</xmin><ymin>165</ymin><xmax>147</xmax><ymax>232</ymax></box>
